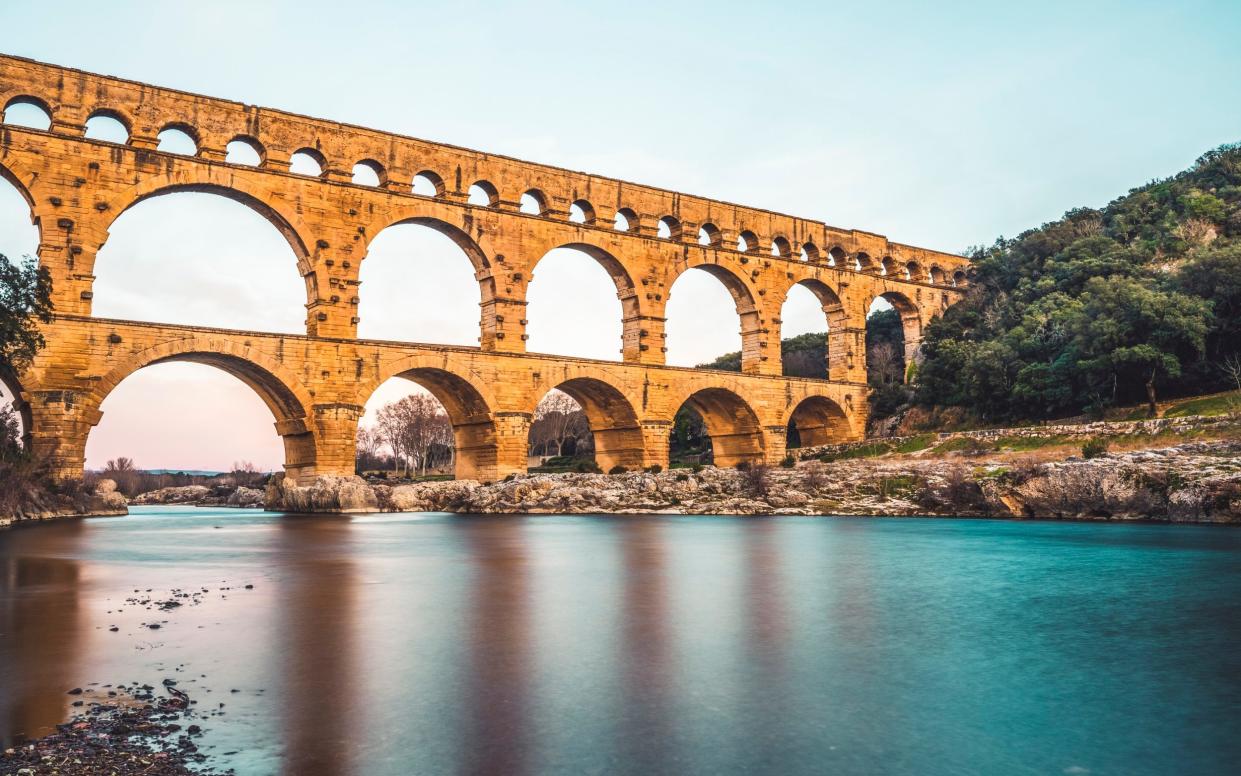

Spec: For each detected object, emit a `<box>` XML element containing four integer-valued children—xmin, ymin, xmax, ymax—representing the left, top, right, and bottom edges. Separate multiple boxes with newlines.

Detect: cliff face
<box><xmin>262</xmin><ymin>441</ymin><xmax>1241</xmax><ymax>523</ymax></box>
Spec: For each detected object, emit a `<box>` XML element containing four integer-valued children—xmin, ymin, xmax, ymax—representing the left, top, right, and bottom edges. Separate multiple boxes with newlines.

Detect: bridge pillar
<box><xmin>760</xmin><ymin>425</ymin><xmax>789</xmax><ymax>466</ymax></box>
<box><xmin>639</xmin><ymin>421</ymin><xmax>671</xmax><ymax>470</ymax></box>
<box><xmin>622</xmin><ymin>314</ymin><xmax>666</xmax><ymax>365</ymax></box>
<box><xmin>828</xmin><ymin>325</ymin><xmax>868</xmax><ymax>383</ymax></box>
<box><xmin>36</xmin><ymin>207</ymin><xmax>111</xmax><ymax>317</ymax></box>
<box><xmin>740</xmin><ymin>313</ymin><xmax>780</xmax><ymax>376</ymax></box>
<box><xmin>26</xmin><ymin>391</ymin><xmax>99</xmax><ymax>482</ymax></box>
<box><xmin>310</xmin><ymin>403</ymin><xmax>363</xmax><ymax>478</ymax></box>
<box><xmin>491</xmin><ymin>412</ymin><xmax>532</xmax><ymax>479</ymax></box>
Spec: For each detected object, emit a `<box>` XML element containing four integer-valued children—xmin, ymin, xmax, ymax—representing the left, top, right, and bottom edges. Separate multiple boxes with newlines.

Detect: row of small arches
<box><xmin>3</xmin><ymin>95</ymin><xmax>966</xmax><ymax>287</ymax></box>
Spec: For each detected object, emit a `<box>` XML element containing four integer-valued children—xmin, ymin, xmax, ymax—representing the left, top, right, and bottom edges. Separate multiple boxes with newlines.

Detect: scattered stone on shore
<box><xmin>261</xmin><ymin>440</ymin><xmax>1241</xmax><ymax>523</ymax></box>
<box><xmin>0</xmin><ymin>686</ymin><xmax>232</xmax><ymax>776</ymax></box>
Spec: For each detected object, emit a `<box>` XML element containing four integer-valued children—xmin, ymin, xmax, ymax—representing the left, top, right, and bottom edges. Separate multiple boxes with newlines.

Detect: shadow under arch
<box><xmin>672</xmin><ymin>386</ymin><xmax>764</xmax><ymax>467</ymax></box>
<box><xmin>87</xmin><ymin>339</ymin><xmax>317</xmax><ymax>480</ymax></box>
<box><xmin>0</xmin><ymin>364</ymin><xmax>33</xmax><ymax>449</ymax></box>
<box><xmin>534</xmin><ymin>376</ymin><xmax>645</xmax><ymax>472</ymax></box>
<box><xmin>363</xmin><ymin>359</ymin><xmax>500</xmax><ymax>481</ymax></box>
<box><xmin>0</xmin><ymin>159</ymin><xmax>42</xmax><ymax>247</ymax></box>
<box><xmin>785</xmin><ymin>395</ymin><xmax>851</xmax><ymax>448</ymax></box>
<box><xmin>869</xmin><ymin>289</ymin><xmax>923</xmax><ymax>370</ymax></box>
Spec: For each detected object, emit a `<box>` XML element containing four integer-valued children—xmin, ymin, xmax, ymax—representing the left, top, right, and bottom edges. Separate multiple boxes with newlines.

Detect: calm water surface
<box><xmin>2</xmin><ymin>507</ymin><xmax>1240</xmax><ymax>775</ymax></box>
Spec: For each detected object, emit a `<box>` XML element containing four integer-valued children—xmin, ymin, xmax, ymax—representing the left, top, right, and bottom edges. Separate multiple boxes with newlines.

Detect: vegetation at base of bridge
<box><xmin>0</xmin><ymin>253</ymin><xmax>62</xmax><ymax>518</ymax></box>
<box><xmin>915</xmin><ymin>142</ymin><xmax>1241</xmax><ymax>421</ymax></box>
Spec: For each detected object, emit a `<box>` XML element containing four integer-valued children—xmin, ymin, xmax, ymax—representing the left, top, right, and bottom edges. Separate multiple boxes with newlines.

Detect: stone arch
<box><xmin>770</xmin><ymin>235</ymin><xmax>792</xmax><ymax>258</ymax></box>
<box><xmin>364</xmin><ymin>357</ymin><xmax>501</xmax><ymax>481</ymax></box>
<box><xmin>413</xmin><ymin>170</ymin><xmax>446</xmax><ymax>197</ymax></box>
<box><xmin>531</xmin><ymin>376</ymin><xmax>645</xmax><ymax>472</ymax></box>
<box><xmin>905</xmin><ymin>260</ymin><xmax>924</xmax><ymax>282</ymax></box>
<box><xmin>785</xmin><ymin>395</ymin><xmax>850</xmax><ymax>449</ymax></box>
<box><xmin>615</xmin><ymin>207</ymin><xmax>639</xmax><ymax>233</ymax></box>
<box><xmin>569</xmin><ymin>199</ymin><xmax>596</xmax><ymax>225</ymax></box>
<box><xmin>2</xmin><ymin>95</ymin><xmax>54</xmax><ymax>129</ymax></box>
<box><xmin>778</xmin><ymin>278</ymin><xmax>846</xmax><ymax>379</ymax></box>
<box><xmin>538</xmin><ymin>242</ymin><xmax>640</xmax><ymax>317</ymax></box>
<box><xmin>87</xmin><ymin>338</ymin><xmax>318</xmax><ymax>481</ymax></box>
<box><xmin>869</xmin><ymin>289</ymin><xmax>924</xmax><ymax>376</ymax></box>
<box><xmin>670</xmin><ymin>385</ymin><xmax>764</xmax><ymax>468</ymax></box>
<box><xmin>356</xmin><ymin>216</ymin><xmax>493</xmax><ymax>344</ymax></box>
<box><xmin>0</xmin><ymin>365</ymin><xmax>33</xmax><ymax>450</ymax></box>
<box><xmin>83</xmin><ymin>108</ymin><xmax>131</xmax><ymax>144</ymax></box>
<box><xmin>468</xmin><ymin>180</ymin><xmax>499</xmax><ymax>207</ymax></box>
<box><xmin>226</xmin><ymin>134</ymin><xmax>265</xmax><ymax>166</ymax></box>
<box><xmin>115</xmin><ymin>180</ymin><xmax>313</xmax><ymax>273</ymax></box>
<box><xmin>0</xmin><ymin>158</ymin><xmax>40</xmax><ymax>236</ymax></box>
<box><xmin>525</xmin><ymin>242</ymin><xmax>637</xmax><ymax>360</ymax></box>
<box><xmin>667</xmin><ymin>258</ymin><xmax>764</xmax><ymax>372</ymax></box>
<box><xmin>95</xmin><ymin>181</ymin><xmax>317</xmax><ymax>329</ymax></box>
<box><xmin>658</xmin><ymin>215</ymin><xmax>681</xmax><ymax>240</ymax></box>
<box><xmin>827</xmin><ymin>246</ymin><xmax>846</xmax><ymax>267</ymax></box>
<box><xmin>369</xmin><ymin>214</ymin><xmax>491</xmax><ymax>273</ymax></box>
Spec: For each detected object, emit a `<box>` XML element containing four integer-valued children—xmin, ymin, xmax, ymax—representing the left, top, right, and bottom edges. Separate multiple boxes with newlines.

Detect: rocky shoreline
<box><xmin>263</xmin><ymin>439</ymin><xmax>1241</xmax><ymax>523</ymax></box>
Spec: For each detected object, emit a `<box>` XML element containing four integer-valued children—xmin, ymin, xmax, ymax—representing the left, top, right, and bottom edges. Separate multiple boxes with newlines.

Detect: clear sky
<box><xmin>1</xmin><ymin>0</ymin><xmax>1239</xmax><ymax>471</ymax></box>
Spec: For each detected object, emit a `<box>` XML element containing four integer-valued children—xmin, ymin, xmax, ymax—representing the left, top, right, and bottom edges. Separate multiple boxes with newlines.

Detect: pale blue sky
<box><xmin>1</xmin><ymin>0</ymin><xmax>1238</xmax><ymax>470</ymax></box>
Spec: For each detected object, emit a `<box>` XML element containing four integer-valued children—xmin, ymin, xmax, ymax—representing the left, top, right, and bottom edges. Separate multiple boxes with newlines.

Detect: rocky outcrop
<box><xmin>226</xmin><ymin>486</ymin><xmax>264</xmax><ymax>508</ymax></box>
<box><xmin>976</xmin><ymin>442</ymin><xmax>1241</xmax><ymax>522</ymax></box>
<box><xmin>346</xmin><ymin>440</ymin><xmax>1240</xmax><ymax>522</ymax></box>
<box><xmin>0</xmin><ymin>478</ymin><xmax>128</xmax><ymax>528</ymax></box>
<box><xmin>88</xmin><ymin>478</ymin><xmax>129</xmax><ymax>516</ymax></box>
<box><xmin>264</xmin><ymin>473</ymin><xmax>379</xmax><ymax>513</ymax></box>
<box><xmin>132</xmin><ymin>485</ymin><xmax>212</xmax><ymax>505</ymax></box>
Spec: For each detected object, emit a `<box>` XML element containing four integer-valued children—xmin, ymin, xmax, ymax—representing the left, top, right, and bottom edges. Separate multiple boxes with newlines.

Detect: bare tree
<box><xmin>867</xmin><ymin>341</ymin><xmax>903</xmax><ymax>385</ymax></box>
<box><xmin>375</xmin><ymin>394</ymin><xmax>454</xmax><ymax>476</ymax></box>
<box><xmin>530</xmin><ymin>390</ymin><xmax>588</xmax><ymax>458</ymax></box>
<box><xmin>1222</xmin><ymin>354</ymin><xmax>1241</xmax><ymax>392</ymax></box>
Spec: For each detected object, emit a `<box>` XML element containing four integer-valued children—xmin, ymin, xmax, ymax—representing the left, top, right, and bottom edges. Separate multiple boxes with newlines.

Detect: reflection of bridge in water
<box><xmin>0</xmin><ymin>55</ymin><xmax>969</xmax><ymax>486</ymax></box>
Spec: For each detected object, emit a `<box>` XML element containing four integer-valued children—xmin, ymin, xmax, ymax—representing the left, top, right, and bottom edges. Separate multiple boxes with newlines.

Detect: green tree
<box><xmin>1058</xmin><ymin>278</ymin><xmax>1209</xmax><ymax>415</ymax></box>
<box><xmin>0</xmin><ymin>254</ymin><xmax>54</xmax><ymax>372</ymax></box>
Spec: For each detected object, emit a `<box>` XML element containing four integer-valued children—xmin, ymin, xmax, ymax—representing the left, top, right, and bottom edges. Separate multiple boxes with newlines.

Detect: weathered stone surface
<box><xmin>349</xmin><ymin>441</ymin><xmax>1241</xmax><ymax>522</ymax></box>
<box><xmin>265</xmin><ymin>473</ymin><xmax>379</xmax><ymax>514</ymax></box>
<box><xmin>0</xmin><ymin>54</ymin><xmax>970</xmax><ymax>498</ymax></box>
<box><xmin>132</xmin><ymin>485</ymin><xmax>212</xmax><ymax>505</ymax></box>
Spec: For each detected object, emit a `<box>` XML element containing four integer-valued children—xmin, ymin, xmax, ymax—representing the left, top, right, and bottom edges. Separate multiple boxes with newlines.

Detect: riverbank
<box><xmin>263</xmin><ymin>438</ymin><xmax>1241</xmax><ymax>523</ymax></box>
<box><xmin>0</xmin><ymin>478</ymin><xmax>127</xmax><ymax>529</ymax></box>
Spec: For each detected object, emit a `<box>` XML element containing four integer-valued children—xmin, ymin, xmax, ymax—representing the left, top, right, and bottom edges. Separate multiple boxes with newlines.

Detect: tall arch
<box><xmin>869</xmin><ymin>291</ymin><xmax>923</xmax><ymax>381</ymax></box>
<box><xmin>778</xmin><ymin>279</ymin><xmax>846</xmax><ymax>379</ymax></box>
<box><xmin>666</xmin><ymin>262</ymin><xmax>763</xmax><ymax>373</ymax></box>
<box><xmin>0</xmin><ymin>162</ymin><xmax>40</xmax><ymax>262</ymax></box>
<box><xmin>530</xmin><ymin>377</ymin><xmax>644</xmax><ymax>472</ymax></box>
<box><xmin>525</xmin><ymin>243</ymin><xmax>637</xmax><ymax>361</ymax></box>
<box><xmin>785</xmin><ymin>395</ymin><xmax>850</xmax><ymax>449</ymax></box>
<box><xmin>77</xmin><ymin>339</ymin><xmax>318</xmax><ymax>482</ymax></box>
<box><xmin>357</xmin><ymin>218</ymin><xmax>490</xmax><ymax>344</ymax></box>
<box><xmin>671</xmin><ymin>387</ymin><xmax>764</xmax><ymax>468</ymax></box>
<box><xmin>92</xmin><ymin>186</ymin><xmax>309</xmax><ymax>332</ymax></box>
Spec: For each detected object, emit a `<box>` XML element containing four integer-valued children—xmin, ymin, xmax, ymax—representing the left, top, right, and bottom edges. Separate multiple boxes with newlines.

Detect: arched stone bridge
<box><xmin>0</xmin><ymin>54</ymin><xmax>971</xmax><ymax>483</ymax></box>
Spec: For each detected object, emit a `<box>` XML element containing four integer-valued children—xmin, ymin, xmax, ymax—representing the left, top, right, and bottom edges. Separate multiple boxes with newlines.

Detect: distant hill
<box><xmin>917</xmin><ymin>142</ymin><xmax>1241</xmax><ymax>421</ymax></box>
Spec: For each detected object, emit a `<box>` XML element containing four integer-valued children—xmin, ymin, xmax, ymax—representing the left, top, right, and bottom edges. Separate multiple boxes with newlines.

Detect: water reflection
<box><xmin>741</xmin><ymin>520</ymin><xmax>791</xmax><ymax>769</ymax></box>
<box><xmin>617</xmin><ymin>518</ymin><xmax>673</xmax><ymax>771</ymax></box>
<box><xmin>273</xmin><ymin>516</ymin><xmax>359</xmax><ymax>776</ymax></box>
<box><xmin>0</xmin><ymin>521</ymin><xmax>86</xmax><ymax>746</ymax></box>
<box><xmin>461</xmin><ymin>518</ymin><xmax>532</xmax><ymax>776</ymax></box>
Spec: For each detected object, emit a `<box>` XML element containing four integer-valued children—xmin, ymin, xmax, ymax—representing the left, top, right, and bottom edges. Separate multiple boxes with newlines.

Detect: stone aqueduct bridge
<box><xmin>0</xmin><ymin>55</ymin><xmax>971</xmax><ymax>484</ymax></box>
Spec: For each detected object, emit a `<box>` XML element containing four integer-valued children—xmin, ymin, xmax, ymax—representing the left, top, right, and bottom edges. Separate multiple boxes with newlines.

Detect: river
<box><xmin>2</xmin><ymin>506</ymin><xmax>1240</xmax><ymax>775</ymax></box>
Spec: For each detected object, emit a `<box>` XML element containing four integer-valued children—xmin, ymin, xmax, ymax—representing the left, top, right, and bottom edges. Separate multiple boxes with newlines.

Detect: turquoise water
<box><xmin>2</xmin><ymin>507</ymin><xmax>1240</xmax><ymax>775</ymax></box>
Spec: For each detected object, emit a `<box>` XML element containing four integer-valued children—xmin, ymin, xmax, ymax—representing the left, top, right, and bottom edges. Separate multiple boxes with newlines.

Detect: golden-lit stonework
<box><xmin>0</xmin><ymin>55</ymin><xmax>970</xmax><ymax>482</ymax></box>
